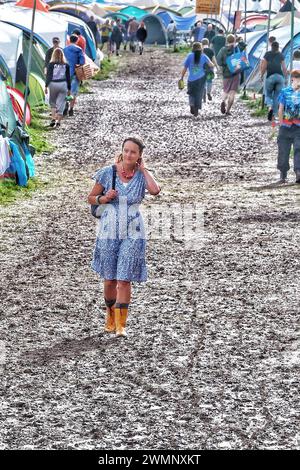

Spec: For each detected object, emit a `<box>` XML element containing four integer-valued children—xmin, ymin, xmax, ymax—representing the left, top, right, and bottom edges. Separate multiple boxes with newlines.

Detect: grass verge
<box><xmin>0</xmin><ymin>107</ymin><xmax>54</xmax><ymax>206</ymax></box>
<box><xmin>240</xmin><ymin>94</ymin><xmax>268</xmax><ymax>117</ymax></box>
<box><xmin>93</xmin><ymin>57</ymin><xmax>118</xmax><ymax>81</ymax></box>
<box><xmin>0</xmin><ymin>177</ymin><xmax>49</xmax><ymax>205</ymax></box>
<box><xmin>26</xmin><ymin>107</ymin><xmax>55</xmax><ymax>154</ymax></box>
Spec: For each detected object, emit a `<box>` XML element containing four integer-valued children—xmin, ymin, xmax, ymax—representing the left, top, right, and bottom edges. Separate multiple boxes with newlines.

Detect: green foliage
<box><xmin>79</xmin><ymin>81</ymin><xmax>92</xmax><ymax>94</ymax></box>
<box><xmin>241</xmin><ymin>95</ymin><xmax>268</xmax><ymax>117</ymax></box>
<box><xmin>0</xmin><ymin>177</ymin><xmax>48</xmax><ymax>205</ymax></box>
<box><xmin>165</xmin><ymin>44</ymin><xmax>191</xmax><ymax>55</ymax></box>
<box><xmin>93</xmin><ymin>57</ymin><xmax>118</xmax><ymax>81</ymax></box>
<box><xmin>26</xmin><ymin>108</ymin><xmax>54</xmax><ymax>154</ymax></box>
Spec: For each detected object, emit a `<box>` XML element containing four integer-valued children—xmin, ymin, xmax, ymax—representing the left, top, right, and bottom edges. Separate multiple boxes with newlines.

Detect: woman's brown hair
<box><xmin>50</xmin><ymin>48</ymin><xmax>66</xmax><ymax>64</ymax></box>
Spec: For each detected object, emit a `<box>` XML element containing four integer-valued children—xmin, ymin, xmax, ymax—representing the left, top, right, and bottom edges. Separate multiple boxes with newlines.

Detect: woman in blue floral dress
<box><xmin>88</xmin><ymin>137</ymin><xmax>160</xmax><ymax>337</ymax></box>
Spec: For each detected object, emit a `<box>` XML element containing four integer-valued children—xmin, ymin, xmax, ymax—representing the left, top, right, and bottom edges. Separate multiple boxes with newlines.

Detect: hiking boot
<box><xmin>267</xmin><ymin>108</ymin><xmax>273</xmax><ymax>122</ymax></box>
<box><xmin>68</xmin><ymin>108</ymin><xmax>74</xmax><ymax>117</ymax></box>
<box><xmin>221</xmin><ymin>101</ymin><xmax>226</xmax><ymax>114</ymax></box>
<box><xmin>194</xmin><ymin>107</ymin><xmax>199</xmax><ymax>117</ymax></box>
<box><xmin>190</xmin><ymin>106</ymin><xmax>195</xmax><ymax>115</ymax></box>
<box><xmin>296</xmin><ymin>170</ymin><xmax>300</xmax><ymax>183</ymax></box>
<box><xmin>207</xmin><ymin>93</ymin><xmax>212</xmax><ymax>101</ymax></box>
<box><xmin>49</xmin><ymin>119</ymin><xmax>56</xmax><ymax>128</ymax></box>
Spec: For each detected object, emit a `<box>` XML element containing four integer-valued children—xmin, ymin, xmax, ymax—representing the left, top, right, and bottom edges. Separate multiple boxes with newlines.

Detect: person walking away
<box><xmin>217</xmin><ymin>34</ymin><xmax>241</xmax><ymax>116</ymax></box>
<box><xmin>44</xmin><ymin>37</ymin><xmax>61</xmax><ymax>75</ymax></box>
<box><xmin>167</xmin><ymin>20</ymin><xmax>177</xmax><ymax>50</ymax></box>
<box><xmin>211</xmin><ymin>29</ymin><xmax>226</xmax><ymax>60</ymax></box>
<box><xmin>111</xmin><ymin>19</ymin><xmax>123</xmax><ymax>56</ymax></box>
<box><xmin>191</xmin><ymin>21</ymin><xmax>206</xmax><ymax>43</ymax></box>
<box><xmin>64</xmin><ymin>34</ymin><xmax>85</xmax><ymax>116</ymax></box>
<box><xmin>204</xmin><ymin>24</ymin><xmax>215</xmax><ymax>46</ymax></box>
<box><xmin>123</xmin><ymin>18</ymin><xmax>132</xmax><ymax>50</ymax></box>
<box><xmin>260</xmin><ymin>41</ymin><xmax>288</xmax><ymax>121</ymax></box>
<box><xmin>201</xmin><ymin>38</ymin><xmax>218</xmax><ymax>101</ymax></box>
<box><xmin>45</xmin><ymin>48</ymin><xmax>71</xmax><ymax>129</ymax></box>
<box><xmin>72</xmin><ymin>29</ymin><xmax>86</xmax><ymax>54</ymax></box>
<box><xmin>100</xmin><ymin>20</ymin><xmax>112</xmax><ymax>59</ymax></box>
<box><xmin>277</xmin><ymin>70</ymin><xmax>300</xmax><ymax>183</ymax></box>
<box><xmin>180</xmin><ymin>42</ymin><xmax>214</xmax><ymax>117</ymax></box>
<box><xmin>136</xmin><ymin>22</ymin><xmax>147</xmax><ymax>55</ymax></box>
<box><xmin>128</xmin><ymin>17</ymin><xmax>139</xmax><ymax>52</ymax></box>
<box><xmin>88</xmin><ymin>137</ymin><xmax>161</xmax><ymax>337</ymax></box>
<box><xmin>87</xmin><ymin>16</ymin><xmax>99</xmax><ymax>47</ymax></box>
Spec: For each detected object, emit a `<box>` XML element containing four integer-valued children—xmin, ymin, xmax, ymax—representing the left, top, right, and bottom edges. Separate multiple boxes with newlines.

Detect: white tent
<box><xmin>0</xmin><ymin>21</ymin><xmax>23</xmax><ymax>84</ymax></box>
<box><xmin>0</xmin><ymin>5</ymin><xmax>67</xmax><ymax>46</ymax></box>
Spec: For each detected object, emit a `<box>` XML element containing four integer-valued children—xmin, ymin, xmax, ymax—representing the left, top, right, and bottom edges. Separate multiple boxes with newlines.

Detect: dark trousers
<box><xmin>187</xmin><ymin>76</ymin><xmax>206</xmax><ymax>111</ymax></box>
<box><xmin>277</xmin><ymin>125</ymin><xmax>300</xmax><ymax>173</ymax></box>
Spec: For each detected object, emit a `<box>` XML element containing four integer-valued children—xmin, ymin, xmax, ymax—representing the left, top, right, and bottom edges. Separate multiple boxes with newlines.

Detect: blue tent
<box><xmin>157</xmin><ymin>12</ymin><xmax>196</xmax><ymax>32</ymax></box>
<box><xmin>142</xmin><ymin>14</ymin><xmax>168</xmax><ymax>45</ymax></box>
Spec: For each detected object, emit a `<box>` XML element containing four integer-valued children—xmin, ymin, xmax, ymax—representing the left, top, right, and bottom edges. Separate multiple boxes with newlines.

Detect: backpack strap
<box><xmin>112</xmin><ymin>164</ymin><xmax>117</xmax><ymax>190</ymax></box>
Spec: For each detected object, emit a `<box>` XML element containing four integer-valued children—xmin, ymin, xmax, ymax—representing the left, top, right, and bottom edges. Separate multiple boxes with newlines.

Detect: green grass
<box><xmin>0</xmin><ymin>106</ymin><xmax>54</xmax><ymax>206</ymax></box>
<box><xmin>241</xmin><ymin>95</ymin><xmax>268</xmax><ymax>117</ymax></box>
<box><xmin>79</xmin><ymin>81</ymin><xmax>92</xmax><ymax>94</ymax></box>
<box><xmin>165</xmin><ymin>44</ymin><xmax>191</xmax><ymax>54</ymax></box>
<box><xmin>26</xmin><ymin>107</ymin><xmax>54</xmax><ymax>154</ymax></box>
<box><xmin>0</xmin><ymin>177</ymin><xmax>49</xmax><ymax>205</ymax></box>
<box><xmin>93</xmin><ymin>57</ymin><xmax>118</xmax><ymax>81</ymax></box>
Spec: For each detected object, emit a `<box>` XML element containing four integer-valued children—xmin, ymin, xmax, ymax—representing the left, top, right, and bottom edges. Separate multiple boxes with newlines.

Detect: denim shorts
<box><xmin>71</xmin><ymin>76</ymin><xmax>80</xmax><ymax>97</ymax></box>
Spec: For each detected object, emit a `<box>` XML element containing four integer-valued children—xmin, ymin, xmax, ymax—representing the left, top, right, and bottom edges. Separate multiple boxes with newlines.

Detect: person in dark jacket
<box><xmin>204</xmin><ymin>24</ymin><xmax>215</xmax><ymax>45</ymax></box>
<box><xmin>45</xmin><ymin>48</ymin><xmax>71</xmax><ymax>129</ymax></box>
<box><xmin>136</xmin><ymin>22</ymin><xmax>147</xmax><ymax>55</ymax></box>
<box><xmin>44</xmin><ymin>37</ymin><xmax>61</xmax><ymax>75</ymax></box>
<box><xmin>87</xmin><ymin>16</ymin><xmax>98</xmax><ymax>46</ymax></box>
<box><xmin>111</xmin><ymin>19</ymin><xmax>123</xmax><ymax>56</ymax></box>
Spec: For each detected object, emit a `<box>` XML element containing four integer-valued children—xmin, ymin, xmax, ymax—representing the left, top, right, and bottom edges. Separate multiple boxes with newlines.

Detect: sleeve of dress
<box><xmin>93</xmin><ymin>166</ymin><xmax>110</xmax><ymax>191</ymax></box>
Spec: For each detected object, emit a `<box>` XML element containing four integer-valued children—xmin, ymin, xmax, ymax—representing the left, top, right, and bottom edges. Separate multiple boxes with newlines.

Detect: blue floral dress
<box><xmin>91</xmin><ymin>165</ymin><xmax>147</xmax><ymax>282</ymax></box>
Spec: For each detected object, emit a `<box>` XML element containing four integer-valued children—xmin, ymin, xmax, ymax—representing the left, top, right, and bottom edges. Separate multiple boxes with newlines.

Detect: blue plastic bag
<box><xmin>226</xmin><ymin>50</ymin><xmax>251</xmax><ymax>74</ymax></box>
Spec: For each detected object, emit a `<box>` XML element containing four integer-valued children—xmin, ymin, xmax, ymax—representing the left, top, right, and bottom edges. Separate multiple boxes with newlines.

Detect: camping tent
<box><xmin>0</xmin><ymin>4</ymin><xmax>67</xmax><ymax>46</ymax></box>
<box><xmin>142</xmin><ymin>14</ymin><xmax>168</xmax><ymax>44</ymax></box>
<box><xmin>48</xmin><ymin>10</ymin><xmax>97</xmax><ymax>60</ymax></box>
<box><xmin>0</xmin><ymin>79</ymin><xmax>17</xmax><ymax>136</ymax></box>
<box><xmin>0</xmin><ymin>22</ymin><xmax>23</xmax><ymax>85</ymax></box>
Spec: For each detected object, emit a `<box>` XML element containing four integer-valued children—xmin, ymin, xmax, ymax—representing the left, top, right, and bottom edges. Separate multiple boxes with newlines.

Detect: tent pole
<box><xmin>244</xmin><ymin>0</ymin><xmax>247</xmax><ymax>44</ymax></box>
<box><xmin>227</xmin><ymin>0</ymin><xmax>233</xmax><ymax>33</ymax></box>
<box><xmin>22</xmin><ymin>0</ymin><xmax>37</xmax><ymax>129</ymax></box>
<box><xmin>290</xmin><ymin>0</ymin><xmax>295</xmax><ymax>71</ymax></box>
<box><xmin>234</xmin><ymin>0</ymin><xmax>241</xmax><ymax>33</ymax></box>
<box><xmin>265</xmin><ymin>0</ymin><xmax>272</xmax><ymax>53</ymax></box>
<box><xmin>220</xmin><ymin>0</ymin><xmax>225</xmax><ymax>25</ymax></box>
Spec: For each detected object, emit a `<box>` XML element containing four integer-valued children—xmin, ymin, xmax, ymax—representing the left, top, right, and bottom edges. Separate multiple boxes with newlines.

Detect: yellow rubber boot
<box><xmin>115</xmin><ymin>304</ymin><xmax>128</xmax><ymax>337</ymax></box>
<box><xmin>104</xmin><ymin>299</ymin><xmax>116</xmax><ymax>333</ymax></box>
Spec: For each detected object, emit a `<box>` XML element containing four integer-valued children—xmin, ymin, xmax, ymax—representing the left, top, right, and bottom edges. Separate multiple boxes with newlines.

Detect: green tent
<box><xmin>16</xmin><ymin>72</ymin><xmax>44</xmax><ymax>108</ymax></box>
<box><xmin>118</xmin><ymin>6</ymin><xmax>147</xmax><ymax>21</ymax></box>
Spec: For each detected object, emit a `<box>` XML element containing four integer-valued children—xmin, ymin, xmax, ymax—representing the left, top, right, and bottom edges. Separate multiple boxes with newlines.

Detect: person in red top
<box><xmin>72</xmin><ymin>29</ymin><xmax>86</xmax><ymax>54</ymax></box>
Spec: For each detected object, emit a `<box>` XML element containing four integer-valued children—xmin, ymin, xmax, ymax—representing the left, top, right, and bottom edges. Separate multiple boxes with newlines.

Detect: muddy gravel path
<box><xmin>1</xmin><ymin>48</ymin><xmax>300</xmax><ymax>450</ymax></box>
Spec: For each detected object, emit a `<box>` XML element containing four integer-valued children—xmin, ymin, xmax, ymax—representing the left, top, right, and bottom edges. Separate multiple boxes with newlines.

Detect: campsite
<box><xmin>0</xmin><ymin>0</ymin><xmax>300</xmax><ymax>453</ymax></box>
